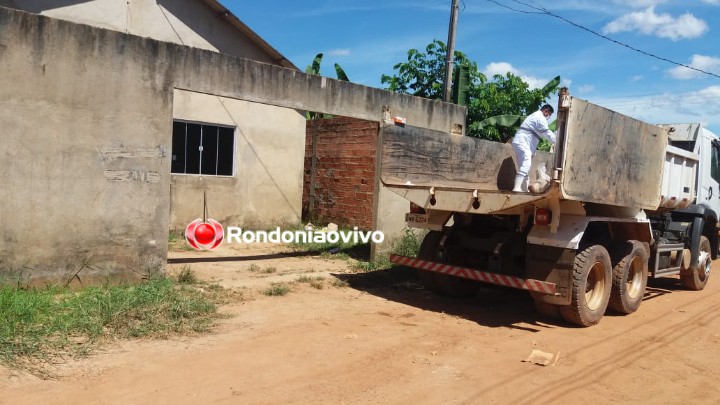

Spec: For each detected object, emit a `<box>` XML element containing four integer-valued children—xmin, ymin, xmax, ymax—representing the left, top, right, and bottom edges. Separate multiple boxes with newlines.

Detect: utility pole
<box><xmin>443</xmin><ymin>0</ymin><xmax>460</xmax><ymax>102</ymax></box>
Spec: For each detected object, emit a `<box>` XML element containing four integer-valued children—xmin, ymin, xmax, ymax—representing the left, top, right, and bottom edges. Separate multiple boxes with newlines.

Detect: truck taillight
<box><xmin>535</xmin><ymin>208</ymin><xmax>552</xmax><ymax>225</ymax></box>
<box><xmin>410</xmin><ymin>203</ymin><xmax>426</xmax><ymax>214</ymax></box>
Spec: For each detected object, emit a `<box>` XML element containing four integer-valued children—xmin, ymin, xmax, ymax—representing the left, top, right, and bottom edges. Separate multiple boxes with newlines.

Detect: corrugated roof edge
<box><xmin>201</xmin><ymin>0</ymin><xmax>299</xmax><ymax>71</ymax></box>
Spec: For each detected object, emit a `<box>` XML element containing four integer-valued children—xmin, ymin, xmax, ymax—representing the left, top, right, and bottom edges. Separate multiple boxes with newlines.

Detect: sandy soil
<box><xmin>2</xmin><ymin>243</ymin><xmax>720</xmax><ymax>404</ymax></box>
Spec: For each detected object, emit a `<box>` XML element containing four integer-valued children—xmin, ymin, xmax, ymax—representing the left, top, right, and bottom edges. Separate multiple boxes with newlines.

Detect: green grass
<box><xmin>350</xmin><ymin>229</ymin><xmax>422</xmax><ymax>272</ymax></box>
<box><xmin>0</xmin><ymin>277</ymin><xmax>222</xmax><ymax>376</ymax></box>
<box><xmin>296</xmin><ymin>275</ymin><xmax>325</xmax><ymax>289</ymax></box>
<box><xmin>263</xmin><ymin>283</ymin><xmax>290</xmax><ymax>297</ymax></box>
<box><xmin>176</xmin><ymin>266</ymin><xmax>198</xmax><ymax>284</ymax></box>
<box><xmin>168</xmin><ymin>230</ymin><xmax>183</xmax><ymax>243</ymax></box>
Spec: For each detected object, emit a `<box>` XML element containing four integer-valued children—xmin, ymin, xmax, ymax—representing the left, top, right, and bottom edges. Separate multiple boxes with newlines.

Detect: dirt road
<box><xmin>2</xmin><ymin>243</ymin><xmax>720</xmax><ymax>404</ymax></box>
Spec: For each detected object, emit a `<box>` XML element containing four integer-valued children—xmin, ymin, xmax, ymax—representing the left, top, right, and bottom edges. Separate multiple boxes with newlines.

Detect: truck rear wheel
<box><xmin>560</xmin><ymin>245</ymin><xmax>612</xmax><ymax>327</ymax></box>
<box><xmin>534</xmin><ymin>300</ymin><xmax>561</xmax><ymax>320</ymax></box>
<box><xmin>434</xmin><ymin>272</ymin><xmax>480</xmax><ymax>298</ymax></box>
<box><xmin>680</xmin><ymin>236</ymin><xmax>711</xmax><ymax>291</ymax></box>
<box><xmin>416</xmin><ymin>231</ymin><xmax>442</xmax><ymax>293</ymax></box>
<box><xmin>608</xmin><ymin>241</ymin><xmax>648</xmax><ymax>314</ymax></box>
<box><xmin>416</xmin><ymin>231</ymin><xmax>479</xmax><ymax>298</ymax></box>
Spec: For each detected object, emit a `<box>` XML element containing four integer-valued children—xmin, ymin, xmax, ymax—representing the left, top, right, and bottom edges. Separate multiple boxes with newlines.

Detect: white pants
<box><xmin>512</xmin><ymin>142</ymin><xmax>532</xmax><ymax>177</ymax></box>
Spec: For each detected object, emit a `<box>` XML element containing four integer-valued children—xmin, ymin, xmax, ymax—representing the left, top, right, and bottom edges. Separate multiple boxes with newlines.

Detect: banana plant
<box><xmin>305</xmin><ymin>53</ymin><xmax>350</xmax><ymax>120</ymax></box>
<box><xmin>473</xmin><ymin>75</ymin><xmax>561</xmax><ymax>146</ymax></box>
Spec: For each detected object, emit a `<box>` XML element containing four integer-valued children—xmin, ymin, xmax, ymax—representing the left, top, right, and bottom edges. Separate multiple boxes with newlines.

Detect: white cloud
<box><xmin>611</xmin><ymin>0</ymin><xmax>668</xmax><ymax>7</ymax></box>
<box><xmin>594</xmin><ymin>86</ymin><xmax>720</xmax><ymax>130</ymax></box>
<box><xmin>667</xmin><ymin>55</ymin><xmax>720</xmax><ymax>80</ymax></box>
<box><xmin>701</xmin><ymin>0</ymin><xmax>720</xmax><ymax>4</ymax></box>
<box><xmin>578</xmin><ymin>85</ymin><xmax>596</xmax><ymax>94</ymax></box>
<box><xmin>602</xmin><ymin>6</ymin><xmax>708</xmax><ymax>40</ymax></box>
<box><xmin>482</xmin><ymin>62</ymin><xmax>550</xmax><ymax>90</ymax></box>
<box><xmin>631</xmin><ymin>75</ymin><xmax>644</xmax><ymax>82</ymax></box>
<box><xmin>327</xmin><ymin>48</ymin><xmax>351</xmax><ymax>56</ymax></box>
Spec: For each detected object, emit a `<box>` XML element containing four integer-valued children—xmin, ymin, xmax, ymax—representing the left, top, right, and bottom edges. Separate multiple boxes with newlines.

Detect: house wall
<box><xmin>303</xmin><ymin>118</ymin><xmax>379</xmax><ymax>230</ymax></box>
<box><xmin>170</xmin><ymin>90</ymin><xmax>306</xmax><ymax>230</ymax></box>
<box><xmin>0</xmin><ymin>8</ymin><xmax>172</xmax><ymax>285</ymax></box>
<box><xmin>0</xmin><ymin>7</ymin><xmax>465</xmax><ymax>284</ymax></box>
<box><xmin>0</xmin><ymin>0</ymin><xmax>276</xmax><ymax>64</ymax></box>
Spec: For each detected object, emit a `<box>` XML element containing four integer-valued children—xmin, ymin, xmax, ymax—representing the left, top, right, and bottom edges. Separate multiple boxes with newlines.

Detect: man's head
<box><xmin>540</xmin><ymin>104</ymin><xmax>554</xmax><ymax>119</ymax></box>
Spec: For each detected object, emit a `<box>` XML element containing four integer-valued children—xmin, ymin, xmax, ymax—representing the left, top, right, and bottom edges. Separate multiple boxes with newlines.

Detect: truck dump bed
<box><xmin>381</xmin><ymin>96</ymin><xmax>688</xmax><ymax>213</ymax></box>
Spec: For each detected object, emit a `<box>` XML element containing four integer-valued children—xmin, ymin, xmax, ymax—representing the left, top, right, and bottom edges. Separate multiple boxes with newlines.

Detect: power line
<box><xmin>484</xmin><ymin>0</ymin><xmax>720</xmax><ymax>79</ymax></box>
<box><xmin>484</xmin><ymin>0</ymin><xmax>544</xmax><ymax>14</ymax></box>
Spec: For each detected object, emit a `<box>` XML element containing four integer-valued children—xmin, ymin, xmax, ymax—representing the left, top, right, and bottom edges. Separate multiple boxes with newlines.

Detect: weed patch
<box><xmin>263</xmin><ymin>283</ymin><xmax>290</xmax><ymax>297</ymax></box>
<box><xmin>297</xmin><ymin>276</ymin><xmax>325</xmax><ymax>290</ymax></box>
<box><xmin>0</xmin><ymin>277</ymin><xmax>223</xmax><ymax>377</ymax></box>
<box><xmin>176</xmin><ymin>266</ymin><xmax>198</xmax><ymax>284</ymax></box>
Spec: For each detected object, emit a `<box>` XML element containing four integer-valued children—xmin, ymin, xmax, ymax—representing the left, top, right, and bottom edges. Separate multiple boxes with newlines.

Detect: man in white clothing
<box><xmin>511</xmin><ymin>104</ymin><xmax>556</xmax><ymax>192</ymax></box>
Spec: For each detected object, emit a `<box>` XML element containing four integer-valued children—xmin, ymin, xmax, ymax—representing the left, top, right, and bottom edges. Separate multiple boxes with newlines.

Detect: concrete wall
<box><xmin>303</xmin><ymin>118</ymin><xmax>379</xmax><ymax>229</ymax></box>
<box><xmin>0</xmin><ymin>7</ymin><xmax>466</xmax><ymax>284</ymax></box>
<box><xmin>0</xmin><ymin>8</ymin><xmax>172</xmax><ymax>285</ymax></box>
<box><xmin>170</xmin><ymin>90</ymin><xmax>306</xmax><ymax>230</ymax></box>
<box><xmin>0</xmin><ymin>0</ymin><xmax>277</xmax><ymax>65</ymax></box>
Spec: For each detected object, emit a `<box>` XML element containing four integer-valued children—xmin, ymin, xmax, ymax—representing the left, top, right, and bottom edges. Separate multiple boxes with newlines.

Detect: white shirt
<box><xmin>512</xmin><ymin>109</ymin><xmax>556</xmax><ymax>151</ymax></box>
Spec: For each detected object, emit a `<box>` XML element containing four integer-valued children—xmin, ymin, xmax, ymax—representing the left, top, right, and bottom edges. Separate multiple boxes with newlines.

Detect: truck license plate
<box><xmin>405</xmin><ymin>213</ymin><xmax>429</xmax><ymax>227</ymax></box>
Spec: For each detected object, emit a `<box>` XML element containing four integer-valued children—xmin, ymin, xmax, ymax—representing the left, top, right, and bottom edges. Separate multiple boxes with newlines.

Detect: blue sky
<box><xmin>229</xmin><ymin>0</ymin><xmax>720</xmax><ymax>133</ymax></box>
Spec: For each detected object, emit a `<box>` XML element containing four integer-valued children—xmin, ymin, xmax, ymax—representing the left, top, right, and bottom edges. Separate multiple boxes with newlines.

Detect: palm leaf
<box><xmin>476</xmin><ymin>114</ymin><xmax>523</xmax><ymax>130</ymax></box>
<box><xmin>540</xmin><ymin>76</ymin><xmax>561</xmax><ymax>97</ymax></box>
<box><xmin>305</xmin><ymin>53</ymin><xmax>323</xmax><ymax>75</ymax></box>
<box><xmin>334</xmin><ymin>63</ymin><xmax>350</xmax><ymax>81</ymax></box>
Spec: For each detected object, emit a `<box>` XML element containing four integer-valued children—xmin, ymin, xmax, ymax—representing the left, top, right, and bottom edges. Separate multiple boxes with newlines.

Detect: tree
<box><xmin>381</xmin><ymin>39</ymin><xmax>485</xmax><ymax>100</ymax></box>
<box><xmin>470</xmin><ymin>74</ymin><xmax>560</xmax><ymax>142</ymax></box>
<box><xmin>381</xmin><ymin>40</ymin><xmax>560</xmax><ymax>143</ymax></box>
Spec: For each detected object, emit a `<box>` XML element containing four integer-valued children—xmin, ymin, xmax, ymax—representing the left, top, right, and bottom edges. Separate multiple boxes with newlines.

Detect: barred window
<box><xmin>171</xmin><ymin>121</ymin><xmax>234</xmax><ymax>176</ymax></box>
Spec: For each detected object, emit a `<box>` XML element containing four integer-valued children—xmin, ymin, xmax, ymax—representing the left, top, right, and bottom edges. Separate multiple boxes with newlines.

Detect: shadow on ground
<box><xmin>335</xmin><ymin>265</ymin><xmax>685</xmax><ymax>330</ymax></box>
<box><xmin>167</xmin><ymin>250</ymin><xmax>322</xmax><ymax>264</ymax></box>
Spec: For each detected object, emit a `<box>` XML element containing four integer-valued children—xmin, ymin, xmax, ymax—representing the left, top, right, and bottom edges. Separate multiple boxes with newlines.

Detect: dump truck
<box><xmin>383</xmin><ymin>88</ymin><xmax>720</xmax><ymax>327</ymax></box>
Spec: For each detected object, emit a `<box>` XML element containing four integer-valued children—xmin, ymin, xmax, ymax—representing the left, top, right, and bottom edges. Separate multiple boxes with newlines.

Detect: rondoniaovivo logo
<box><xmin>185</xmin><ymin>218</ymin><xmax>224</xmax><ymax>251</ymax></box>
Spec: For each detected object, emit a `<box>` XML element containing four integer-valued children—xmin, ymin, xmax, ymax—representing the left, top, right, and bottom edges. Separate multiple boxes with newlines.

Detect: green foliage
<box><xmin>381</xmin><ymin>39</ymin><xmax>485</xmax><ymax>100</ymax></box>
<box><xmin>382</xmin><ymin>40</ymin><xmax>561</xmax><ymax>142</ymax></box>
<box><xmin>468</xmin><ymin>74</ymin><xmax>560</xmax><ymax>142</ymax></box>
<box><xmin>394</xmin><ymin>228</ymin><xmax>422</xmax><ymax>258</ymax></box>
<box><xmin>351</xmin><ymin>228</ymin><xmax>422</xmax><ymax>272</ymax></box>
<box><xmin>334</xmin><ymin>63</ymin><xmax>349</xmax><ymax>81</ymax></box>
<box><xmin>451</xmin><ymin>64</ymin><xmax>471</xmax><ymax>106</ymax></box>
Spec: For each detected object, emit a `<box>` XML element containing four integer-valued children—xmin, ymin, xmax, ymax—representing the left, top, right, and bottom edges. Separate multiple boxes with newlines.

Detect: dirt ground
<box><xmin>2</xmin><ymin>242</ymin><xmax>720</xmax><ymax>404</ymax></box>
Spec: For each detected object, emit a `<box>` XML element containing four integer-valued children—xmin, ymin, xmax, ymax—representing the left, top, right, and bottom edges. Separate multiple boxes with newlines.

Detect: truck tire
<box><xmin>534</xmin><ymin>300</ymin><xmax>561</xmax><ymax>320</ymax></box>
<box><xmin>680</xmin><ymin>236</ymin><xmax>711</xmax><ymax>291</ymax></box>
<box><xmin>608</xmin><ymin>240</ymin><xmax>648</xmax><ymax>314</ymax></box>
<box><xmin>560</xmin><ymin>245</ymin><xmax>612</xmax><ymax>327</ymax></box>
<box><xmin>434</xmin><ymin>271</ymin><xmax>480</xmax><ymax>298</ymax></box>
<box><xmin>416</xmin><ymin>231</ymin><xmax>442</xmax><ymax>293</ymax></box>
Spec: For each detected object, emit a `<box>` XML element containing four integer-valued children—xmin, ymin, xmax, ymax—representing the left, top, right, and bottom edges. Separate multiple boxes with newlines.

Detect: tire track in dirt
<box><xmin>461</xmin><ymin>287</ymin><xmax>720</xmax><ymax>403</ymax></box>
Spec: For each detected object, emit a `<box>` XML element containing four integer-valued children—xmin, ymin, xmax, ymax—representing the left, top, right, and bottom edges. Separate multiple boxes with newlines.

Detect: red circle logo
<box><xmin>185</xmin><ymin>218</ymin><xmax>224</xmax><ymax>250</ymax></box>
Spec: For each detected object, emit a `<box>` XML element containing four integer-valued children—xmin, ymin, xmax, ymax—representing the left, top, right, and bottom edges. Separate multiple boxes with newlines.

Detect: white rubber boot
<box><xmin>513</xmin><ymin>174</ymin><xmax>524</xmax><ymax>192</ymax></box>
<box><xmin>521</xmin><ymin>177</ymin><xmax>529</xmax><ymax>192</ymax></box>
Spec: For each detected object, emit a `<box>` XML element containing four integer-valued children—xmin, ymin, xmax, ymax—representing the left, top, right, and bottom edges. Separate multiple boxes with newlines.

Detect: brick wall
<box><xmin>303</xmin><ymin>117</ymin><xmax>380</xmax><ymax>230</ymax></box>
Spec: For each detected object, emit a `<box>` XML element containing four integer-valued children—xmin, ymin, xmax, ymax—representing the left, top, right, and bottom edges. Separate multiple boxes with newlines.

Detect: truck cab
<box><xmin>661</xmin><ymin>123</ymin><xmax>720</xmax><ymax>218</ymax></box>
